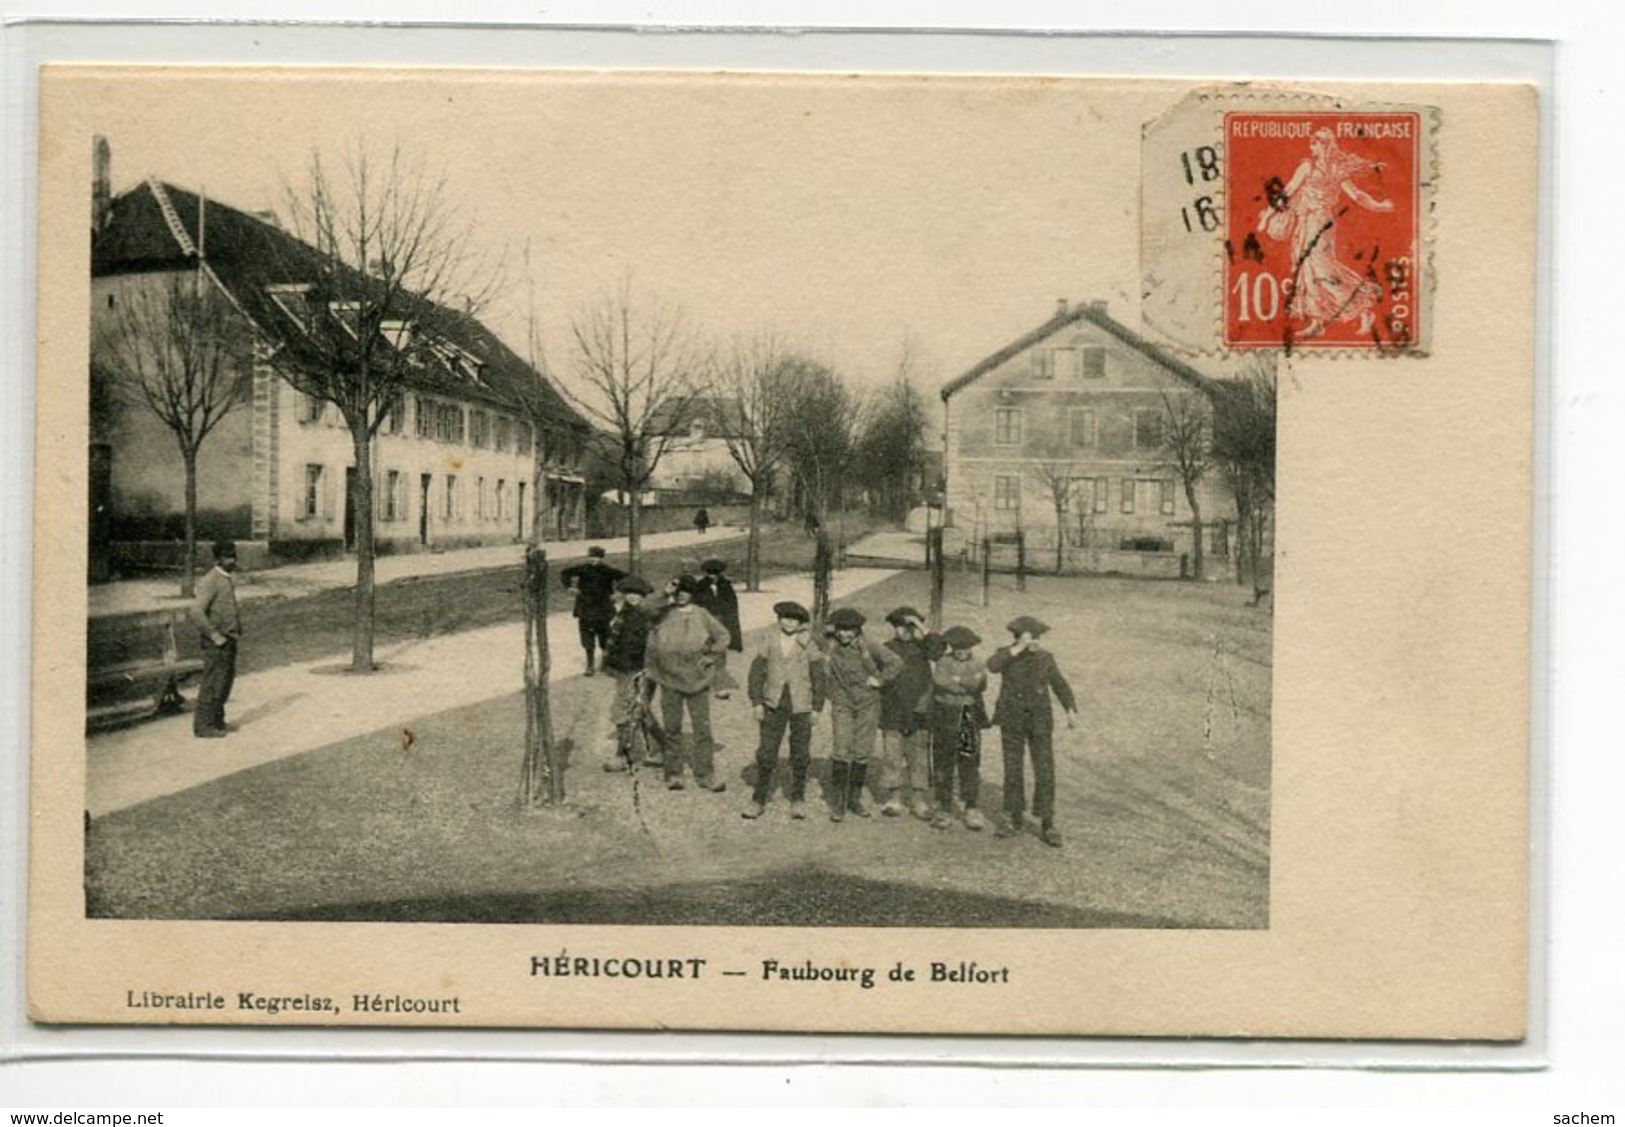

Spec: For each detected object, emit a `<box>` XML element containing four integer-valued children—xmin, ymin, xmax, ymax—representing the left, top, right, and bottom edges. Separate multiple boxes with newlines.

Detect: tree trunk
<box><xmin>350</xmin><ymin>426</ymin><xmax>377</xmax><ymax>671</ymax></box>
<box><xmin>1232</xmin><ymin>482</ymin><xmax>1251</xmax><ymax>587</ymax></box>
<box><xmin>519</xmin><ymin>545</ymin><xmax>560</xmax><ymax>807</ymax></box>
<box><xmin>627</xmin><ymin>485</ymin><xmax>643</xmax><ymax>575</ymax></box>
<box><xmin>1250</xmin><ymin>503</ymin><xmax>1269</xmax><ymax>606</ymax></box>
<box><xmin>1054</xmin><ymin>504</ymin><xmax>1066</xmax><ymax>574</ymax></box>
<box><xmin>530</xmin><ymin>442</ymin><xmax>546</xmax><ymax>546</ymax></box>
<box><xmin>1184</xmin><ymin>484</ymin><xmax>1205</xmax><ymax>581</ymax></box>
<box><xmin>745</xmin><ymin>487</ymin><xmax>763</xmax><ymax>592</ymax></box>
<box><xmin>180</xmin><ymin>445</ymin><xmax>199</xmax><ymax>599</ymax></box>
<box><xmin>812</xmin><ymin>525</ymin><xmax>833</xmax><ymax>634</ymax></box>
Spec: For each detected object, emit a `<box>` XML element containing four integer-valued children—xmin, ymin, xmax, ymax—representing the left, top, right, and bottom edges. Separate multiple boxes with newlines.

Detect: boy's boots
<box><xmin>828</xmin><ymin>760</ymin><xmax>849</xmax><ymax>823</ymax></box>
<box><xmin>847</xmin><ymin>763</ymin><xmax>871</xmax><ymax>817</ymax></box>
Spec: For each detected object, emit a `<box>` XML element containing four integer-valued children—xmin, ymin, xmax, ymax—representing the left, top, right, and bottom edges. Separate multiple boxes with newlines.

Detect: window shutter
<box><xmin>320</xmin><ymin>466</ymin><xmax>335</xmax><ymax>521</ymax></box>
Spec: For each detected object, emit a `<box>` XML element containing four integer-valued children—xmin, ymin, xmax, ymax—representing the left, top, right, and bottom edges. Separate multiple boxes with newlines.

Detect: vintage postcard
<box><xmin>29</xmin><ymin>66</ymin><xmax>1534</xmax><ymax>1039</ymax></box>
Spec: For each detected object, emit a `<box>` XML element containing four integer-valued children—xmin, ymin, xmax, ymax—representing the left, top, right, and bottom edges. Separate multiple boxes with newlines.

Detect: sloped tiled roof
<box><xmin>93</xmin><ymin>180</ymin><xmax>586</xmax><ymax>429</ymax></box>
<box><xmin>940</xmin><ymin>303</ymin><xmax>1218</xmax><ymax>401</ymax></box>
<box><xmin>648</xmin><ymin>395</ymin><xmax>747</xmax><ymax>436</ymax></box>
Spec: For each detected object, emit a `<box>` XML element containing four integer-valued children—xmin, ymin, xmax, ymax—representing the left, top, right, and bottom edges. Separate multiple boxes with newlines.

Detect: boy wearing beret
<box><xmin>928</xmin><ymin>625</ymin><xmax>992</xmax><ymax>830</ymax></box>
<box><xmin>987</xmin><ymin>616</ymin><xmax>1079</xmax><ymax>847</ymax></box>
<box><xmin>742</xmin><ymin>601</ymin><xmax>827</xmax><ymax>820</ymax></box>
<box><xmin>560</xmin><ymin>545</ymin><xmax>627</xmax><ymax>677</ymax></box>
<box><xmin>822</xmin><ymin>606</ymin><xmax>904</xmax><ymax>821</ymax></box>
<box><xmin>645</xmin><ymin>573</ymin><xmax>733</xmax><ymax>792</ymax></box>
<box><xmin>878</xmin><ymin>606</ymin><xmax>939</xmax><ymax>819</ymax></box>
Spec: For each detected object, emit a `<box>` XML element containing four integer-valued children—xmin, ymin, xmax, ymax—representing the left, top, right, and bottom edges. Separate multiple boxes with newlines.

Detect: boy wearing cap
<box><xmin>928</xmin><ymin>625</ymin><xmax>991</xmax><ymax>829</ymax></box>
<box><xmin>560</xmin><ymin>546</ymin><xmax>627</xmax><ymax>677</ymax></box>
<box><xmin>741</xmin><ymin>601</ymin><xmax>827</xmax><ymax>820</ymax></box>
<box><xmin>987</xmin><ymin>616</ymin><xmax>1079</xmax><ymax>847</ymax></box>
<box><xmin>878</xmin><ymin>606</ymin><xmax>939</xmax><ymax>819</ymax></box>
<box><xmin>601</xmin><ymin>575</ymin><xmax>657</xmax><ymax>772</ymax></box>
<box><xmin>645</xmin><ymin>573</ymin><xmax>733</xmax><ymax>791</ymax></box>
<box><xmin>188</xmin><ymin>539</ymin><xmax>242</xmax><ymax>738</ymax></box>
<box><xmin>822</xmin><ymin>607</ymin><xmax>905</xmax><ymax>821</ymax></box>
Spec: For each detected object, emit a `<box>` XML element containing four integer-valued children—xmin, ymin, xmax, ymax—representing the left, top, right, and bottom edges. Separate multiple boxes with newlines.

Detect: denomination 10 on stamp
<box><xmin>1224</xmin><ymin>111</ymin><xmax>1422</xmax><ymax>351</ymax></box>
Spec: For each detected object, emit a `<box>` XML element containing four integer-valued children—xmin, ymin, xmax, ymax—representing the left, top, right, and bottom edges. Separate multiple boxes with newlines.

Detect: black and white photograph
<box><xmin>29</xmin><ymin>65</ymin><xmax>1531</xmax><ymax>1038</ymax></box>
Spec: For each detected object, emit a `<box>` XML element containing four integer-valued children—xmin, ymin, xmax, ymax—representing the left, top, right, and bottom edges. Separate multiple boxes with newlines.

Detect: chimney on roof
<box><xmin>1089</xmin><ymin>300</ymin><xmax>1108</xmax><ymax>316</ymax></box>
<box><xmin>251</xmin><ymin>209</ymin><xmax>281</xmax><ymax>230</ymax></box>
<box><xmin>92</xmin><ymin>136</ymin><xmax>112</xmax><ymax>234</ymax></box>
<box><xmin>1055</xmin><ymin>298</ymin><xmax>1069</xmax><ymax>318</ymax></box>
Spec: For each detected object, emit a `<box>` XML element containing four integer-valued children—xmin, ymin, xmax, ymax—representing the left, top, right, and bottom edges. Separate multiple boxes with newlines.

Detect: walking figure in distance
<box><xmin>560</xmin><ymin>546</ymin><xmax>626</xmax><ymax>677</ymax></box>
<box><xmin>645</xmin><ymin>573</ymin><xmax>732</xmax><ymax>792</ymax></box>
<box><xmin>987</xmin><ymin>615</ymin><xmax>1079</xmax><ymax>847</ymax></box>
<box><xmin>188</xmin><ymin>539</ymin><xmax>241</xmax><ymax>738</ymax></box>
<box><xmin>822</xmin><ymin>607</ymin><xmax>904</xmax><ymax>822</ymax></box>
<box><xmin>741</xmin><ymin>600</ymin><xmax>826</xmax><ymax>821</ymax></box>
<box><xmin>927</xmin><ymin>624</ymin><xmax>991</xmax><ymax>830</ymax></box>
<box><xmin>693</xmin><ymin>506</ymin><xmax>711</xmax><ymax>535</ymax></box>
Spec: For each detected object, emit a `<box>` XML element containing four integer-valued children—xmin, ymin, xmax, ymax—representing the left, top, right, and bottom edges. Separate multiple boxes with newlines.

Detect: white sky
<box><xmin>78</xmin><ymin>68</ymin><xmax>1171</xmax><ymax>404</ymax></box>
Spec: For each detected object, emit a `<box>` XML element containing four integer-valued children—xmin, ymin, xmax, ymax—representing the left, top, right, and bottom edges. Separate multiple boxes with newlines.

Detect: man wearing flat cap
<box><xmin>693</xmin><ymin>558</ymin><xmax>743</xmax><ymax>698</ymax></box>
<box><xmin>927</xmin><ymin>624</ymin><xmax>991</xmax><ymax>830</ymax></box>
<box><xmin>601</xmin><ymin>575</ymin><xmax>658</xmax><ymax>772</ymax></box>
<box><xmin>987</xmin><ymin>616</ymin><xmax>1079</xmax><ymax>847</ymax></box>
<box><xmin>645</xmin><ymin>573</ymin><xmax>733</xmax><ymax>791</ymax></box>
<box><xmin>188</xmin><ymin>539</ymin><xmax>242</xmax><ymax>738</ymax></box>
<box><xmin>742</xmin><ymin>600</ymin><xmax>827</xmax><ymax>820</ymax></box>
<box><xmin>560</xmin><ymin>545</ymin><xmax>626</xmax><ymax>677</ymax></box>
<box><xmin>877</xmin><ymin>606</ymin><xmax>940</xmax><ymax>819</ymax></box>
<box><xmin>821</xmin><ymin>606</ymin><xmax>904</xmax><ymax>821</ymax></box>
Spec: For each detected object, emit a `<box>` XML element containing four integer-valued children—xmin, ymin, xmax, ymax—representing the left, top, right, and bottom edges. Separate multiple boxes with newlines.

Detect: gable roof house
<box><xmin>644</xmin><ymin>396</ymin><xmax>750</xmax><ymax>500</ymax></box>
<box><xmin>940</xmin><ymin>299</ymin><xmax>1239</xmax><ymax>577</ymax></box>
<box><xmin>90</xmin><ymin>149</ymin><xmax>590</xmax><ymax>570</ymax></box>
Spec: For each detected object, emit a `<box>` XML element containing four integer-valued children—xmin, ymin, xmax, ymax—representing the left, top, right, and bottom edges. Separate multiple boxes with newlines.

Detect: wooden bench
<box><xmin>86</xmin><ymin>612</ymin><xmax>205</xmax><ymax>732</ymax></box>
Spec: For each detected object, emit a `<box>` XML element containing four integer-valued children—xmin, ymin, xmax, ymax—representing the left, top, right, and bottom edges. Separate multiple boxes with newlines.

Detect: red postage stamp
<box><xmin>1224</xmin><ymin>111</ymin><xmax>1422</xmax><ymax>351</ymax></box>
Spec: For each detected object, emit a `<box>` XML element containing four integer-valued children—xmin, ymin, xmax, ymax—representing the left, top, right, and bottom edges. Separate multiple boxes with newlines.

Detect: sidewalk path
<box><xmin>85</xmin><ymin>566</ymin><xmax>900</xmax><ymax>817</ymax></box>
<box><xmin>88</xmin><ymin>528</ymin><xmax>747</xmax><ymax>619</ymax></box>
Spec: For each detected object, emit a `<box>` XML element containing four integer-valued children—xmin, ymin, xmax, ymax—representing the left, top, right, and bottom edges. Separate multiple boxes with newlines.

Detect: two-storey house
<box><xmin>89</xmin><ymin>150</ymin><xmax>589</xmax><ymax>572</ymax></box>
<box><xmin>941</xmin><ymin>299</ymin><xmax>1236</xmax><ymax>575</ymax></box>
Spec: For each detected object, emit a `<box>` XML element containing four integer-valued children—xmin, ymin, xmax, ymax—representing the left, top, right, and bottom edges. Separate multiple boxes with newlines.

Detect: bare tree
<box><xmin>268</xmin><ymin>143</ymin><xmax>499</xmax><ymax>671</ymax></box>
<box><xmin>853</xmin><ymin>359</ymin><xmax>929</xmax><ymax>522</ymax></box>
<box><xmin>1159</xmin><ymin>389</ymin><xmax>1213</xmax><ymax>581</ymax></box>
<box><xmin>1029</xmin><ymin>456</ymin><xmax>1082</xmax><ymax>574</ymax></box>
<box><xmin>93</xmin><ymin>274</ymin><xmax>251</xmax><ymax>597</ymax></box>
<box><xmin>563</xmin><ymin>277</ymin><xmax>703</xmax><ymax>575</ymax></box>
<box><xmin>1211</xmin><ymin>361</ymin><xmax>1277</xmax><ymax>605</ymax></box>
<box><xmin>710</xmin><ymin>334</ymin><xmax>793</xmax><ymax>592</ymax></box>
<box><xmin>780</xmin><ymin>356</ymin><xmax>856</xmax><ymax>531</ymax></box>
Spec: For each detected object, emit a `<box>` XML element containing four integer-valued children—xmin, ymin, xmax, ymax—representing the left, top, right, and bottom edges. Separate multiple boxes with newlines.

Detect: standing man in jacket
<box><xmin>987</xmin><ymin>615</ymin><xmax>1079</xmax><ymax>847</ymax></box>
<box><xmin>188</xmin><ymin>539</ymin><xmax>242</xmax><ymax>738</ymax></box>
<box><xmin>645</xmin><ymin>574</ymin><xmax>733</xmax><ymax>791</ymax></box>
<box><xmin>822</xmin><ymin>607</ymin><xmax>904</xmax><ymax>821</ymax></box>
<box><xmin>601</xmin><ymin>574</ymin><xmax>656</xmax><ymax>772</ymax></box>
<box><xmin>560</xmin><ymin>546</ymin><xmax>626</xmax><ymax>677</ymax></box>
<box><xmin>741</xmin><ymin>600</ymin><xmax>827</xmax><ymax>821</ymax></box>
<box><xmin>877</xmin><ymin>606</ymin><xmax>938</xmax><ymax>819</ymax></box>
<box><xmin>693</xmin><ymin>558</ymin><xmax>743</xmax><ymax>698</ymax></box>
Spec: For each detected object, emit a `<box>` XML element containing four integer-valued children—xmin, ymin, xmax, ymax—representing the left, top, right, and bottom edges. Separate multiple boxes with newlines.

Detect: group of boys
<box><xmin>567</xmin><ymin>544</ymin><xmax>1078</xmax><ymax>848</ymax></box>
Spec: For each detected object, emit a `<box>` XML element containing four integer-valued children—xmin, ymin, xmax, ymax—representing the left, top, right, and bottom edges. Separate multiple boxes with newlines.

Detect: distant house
<box><xmin>940</xmin><ymin>299</ymin><xmax>1236</xmax><ymax>573</ymax></box>
<box><xmin>645</xmin><ymin>397</ymin><xmax>749</xmax><ymax>501</ymax></box>
<box><xmin>89</xmin><ymin>146</ymin><xmax>590</xmax><ymax>572</ymax></box>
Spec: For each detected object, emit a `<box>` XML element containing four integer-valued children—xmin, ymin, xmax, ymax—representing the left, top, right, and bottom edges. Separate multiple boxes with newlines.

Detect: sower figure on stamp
<box><xmin>928</xmin><ymin>625</ymin><xmax>991</xmax><ymax>831</ymax></box>
<box><xmin>987</xmin><ymin>615</ymin><xmax>1079</xmax><ymax>848</ymax></box>
<box><xmin>560</xmin><ymin>546</ymin><xmax>626</xmax><ymax>677</ymax></box>
<box><xmin>741</xmin><ymin>600</ymin><xmax>827</xmax><ymax>821</ymax></box>
<box><xmin>821</xmin><ymin>607</ymin><xmax>904</xmax><ymax>822</ymax></box>
<box><xmin>188</xmin><ymin>539</ymin><xmax>241</xmax><ymax>739</ymax></box>
<box><xmin>878</xmin><ymin>606</ymin><xmax>939</xmax><ymax>820</ymax></box>
<box><xmin>600</xmin><ymin>574</ymin><xmax>657</xmax><ymax>773</ymax></box>
<box><xmin>692</xmin><ymin>558</ymin><xmax>743</xmax><ymax>700</ymax></box>
<box><xmin>645</xmin><ymin>573</ymin><xmax>732</xmax><ymax>792</ymax></box>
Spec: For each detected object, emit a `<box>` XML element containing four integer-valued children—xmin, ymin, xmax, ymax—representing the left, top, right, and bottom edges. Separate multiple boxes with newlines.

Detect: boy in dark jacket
<box><xmin>601</xmin><ymin>575</ymin><xmax>656</xmax><ymax>772</ymax></box>
<box><xmin>741</xmin><ymin>601</ymin><xmax>827</xmax><ymax>821</ymax></box>
<box><xmin>560</xmin><ymin>546</ymin><xmax>627</xmax><ymax>676</ymax></box>
<box><xmin>693</xmin><ymin>558</ymin><xmax>743</xmax><ymax>699</ymax></box>
<box><xmin>878</xmin><ymin>606</ymin><xmax>938</xmax><ymax>819</ymax></box>
<box><xmin>986</xmin><ymin>615</ymin><xmax>1079</xmax><ymax>847</ymax></box>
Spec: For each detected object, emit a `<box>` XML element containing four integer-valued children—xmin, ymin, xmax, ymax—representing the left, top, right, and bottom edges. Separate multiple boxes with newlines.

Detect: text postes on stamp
<box><xmin>1224</xmin><ymin>111</ymin><xmax>1421</xmax><ymax>352</ymax></box>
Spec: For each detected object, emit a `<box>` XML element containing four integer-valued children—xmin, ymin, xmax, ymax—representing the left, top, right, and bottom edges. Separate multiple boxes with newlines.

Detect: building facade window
<box><xmin>1082</xmin><ymin>347</ymin><xmax>1106</xmax><ymax>379</ymax></box>
<box><xmin>1134</xmin><ymin>408</ymin><xmax>1164</xmax><ymax>450</ymax></box>
<box><xmin>1160</xmin><ymin>479</ymin><xmax>1176</xmax><ymax>515</ymax></box>
<box><xmin>385</xmin><ymin>392</ymin><xmax>406</xmax><ymax>436</ymax></box>
<box><xmin>994</xmin><ymin>408</ymin><xmax>1022</xmax><ymax>446</ymax></box>
<box><xmin>299</xmin><ymin>393</ymin><xmax>324</xmax><ymax>425</ymax></box>
<box><xmin>1052</xmin><ymin>346</ymin><xmax>1077</xmax><ymax>379</ymax></box>
<box><xmin>494</xmin><ymin>416</ymin><xmax>512</xmax><ymax>452</ymax></box>
<box><xmin>475</xmin><ymin>476</ymin><xmax>486</xmax><ymax>519</ymax></box>
<box><xmin>1093</xmin><ymin>476</ymin><xmax>1109</xmax><ymax>513</ymax></box>
<box><xmin>435</xmin><ymin>403</ymin><xmax>465</xmax><ymax>444</ymax></box>
<box><xmin>516</xmin><ymin>421</ymin><xmax>534</xmax><ymax>456</ymax></box>
<box><xmin>1069</xmin><ymin>408</ymin><xmax>1096</xmax><ymax>447</ymax></box>
<box><xmin>1030</xmin><ymin>349</ymin><xmax>1055</xmax><ymax>380</ymax></box>
<box><xmin>302</xmin><ymin>464</ymin><xmax>324</xmax><ymax>519</ymax></box>
<box><xmin>1121</xmin><ymin>477</ymin><xmax>1135</xmax><ymax>514</ymax></box>
<box><xmin>470</xmin><ymin>410</ymin><xmax>490</xmax><ymax>449</ymax></box>
<box><xmin>444</xmin><ymin>474</ymin><xmax>458</xmax><ymax>521</ymax></box>
<box><xmin>383</xmin><ymin>470</ymin><xmax>402</xmax><ymax>521</ymax></box>
<box><xmin>994</xmin><ymin>474</ymin><xmax>1021</xmax><ymax>511</ymax></box>
<box><xmin>496</xmin><ymin>479</ymin><xmax>507</xmax><ymax>521</ymax></box>
<box><xmin>415</xmin><ymin>396</ymin><xmax>435</xmax><ymax>439</ymax></box>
